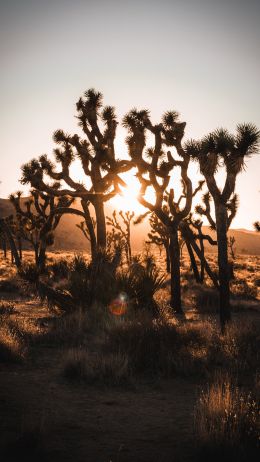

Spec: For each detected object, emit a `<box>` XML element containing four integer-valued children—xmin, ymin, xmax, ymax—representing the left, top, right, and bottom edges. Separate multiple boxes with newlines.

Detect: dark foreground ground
<box><xmin>0</xmin><ymin>252</ymin><xmax>259</xmax><ymax>461</ymax></box>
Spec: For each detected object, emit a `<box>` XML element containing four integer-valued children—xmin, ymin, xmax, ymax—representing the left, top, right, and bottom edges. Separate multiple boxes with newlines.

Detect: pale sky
<box><xmin>1</xmin><ymin>0</ymin><xmax>259</xmax><ymax>229</ymax></box>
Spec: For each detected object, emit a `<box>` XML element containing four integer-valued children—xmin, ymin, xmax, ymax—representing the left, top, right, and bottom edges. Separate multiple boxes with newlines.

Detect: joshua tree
<box><xmin>21</xmin><ymin>89</ymin><xmax>132</xmax><ymax>257</ymax></box>
<box><xmin>146</xmin><ymin>208</ymin><xmax>171</xmax><ymax>273</ymax></box>
<box><xmin>106</xmin><ymin>210</ymin><xmax>134</xmax><ymax>264</ymax></box>
<box><xmin>122</xmin><ymin>108</ymin><xmax>205</xmax><ymax>314</ymax></box>
<box><xmin>9</xmin><ymin>191</ymin><xmax>81</xmax><ymax>270</ymax></box>
<box><xmin>254</xmin><ymin>221</ymin><xmax>260</xmax><ymax>232</ymax></box>
<box><xmin>186</xmin><ymin>125</ymin><xmax>259</xmax><ymax>329</ymax></box>
<box><xmin>0</xmin><ymin>216</ymin><xmax>21</xmax><ymax>268</ymax></box>
<box><xmin>76</xmin><ymin>218</ymin><xmax>96</xmax><ymax>248</ymax></box>
<box><xmin>0</xmin><ymin>224</ymin><xmax>7</xmax><ymax>258</ymax></box>
<box><xmin>228</xmin><ymin>236</ymin><xmax>236</xmax><ymax>261</ymax></box>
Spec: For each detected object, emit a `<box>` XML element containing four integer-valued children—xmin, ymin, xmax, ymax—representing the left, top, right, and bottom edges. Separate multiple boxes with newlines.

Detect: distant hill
<box><xmin>0</xmin><ymin>197</ymin><xmax>260</xmax><ymax>255</ymax></box>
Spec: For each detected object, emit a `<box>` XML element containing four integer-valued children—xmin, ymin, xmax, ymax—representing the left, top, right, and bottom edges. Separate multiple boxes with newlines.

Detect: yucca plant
<box><xmin>116</xmin><ymin>254</ymin><xmax>166</xmax><ymax>315</ymax></box>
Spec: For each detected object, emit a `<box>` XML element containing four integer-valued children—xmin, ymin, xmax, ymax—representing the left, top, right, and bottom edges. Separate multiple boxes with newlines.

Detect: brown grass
<box><xmin>194</xmin><ymin>373</ymin><xmax>259</xmax><ymax>461</ymax></box>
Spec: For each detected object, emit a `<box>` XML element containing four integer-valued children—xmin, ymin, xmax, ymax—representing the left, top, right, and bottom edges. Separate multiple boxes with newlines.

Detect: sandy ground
<box><xmin>0</xmin><ymin>297</ymin><xmax>198</xmax><ymax>462</ymax></box>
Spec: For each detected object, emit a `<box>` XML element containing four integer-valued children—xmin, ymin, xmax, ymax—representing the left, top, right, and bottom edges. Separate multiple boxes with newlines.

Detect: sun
<box><xmin>109</xmin><ymin>171</ymin><xmax>156</xmax><ymax>215</ymax></box>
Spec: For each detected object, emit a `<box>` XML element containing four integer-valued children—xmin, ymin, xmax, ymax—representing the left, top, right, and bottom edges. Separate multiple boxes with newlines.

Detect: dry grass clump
<box><xmin>106</xmin><ymin>318</ymin><xmax>212</xmax><ymax>377</ymax></box>
<box><xmin>193</xmin><ymin>287</ymin><xmax>219</xmax><ymax>313</ymax></box>
<box><xmin>63</xmin><ymin>348</ymin><xmax>130</xmax><ymax>385</ymax></box>
<box><xmin>0</xmin><ymin>277</ymin><xmax>20</xmax><ymax>293</ymax></box>
<box><xmin>0</xmin><ymin>319</ymin><xmax>26</xmax><ymax>363</ymax></box>
<box><xmin>39</xmin><ymin>309</ymin><xmax>90</xmax><ymax>347</ymax></box>
<box><xmin>194</xmin><ymin>374</ymin><xmax>259</xmax><ymax>461</ymax></box>
<box><xmin>104</xmin><ymin>317</ymin><xmax>259</xmax><ymax>379</ymax></box>
<box><xmin>231</xmin><ymin>278</ymin><xmax>258</xmax><ymax>299</ymax></box>
<box><xmin>0</xmin><ymin>301</ymin><xmax>16</xmax><ymax>315</ymax></box>
<box><xmin>208</xmin><ymin>320</ymin><xmax>260</xmax><ymax>375</ymax></box>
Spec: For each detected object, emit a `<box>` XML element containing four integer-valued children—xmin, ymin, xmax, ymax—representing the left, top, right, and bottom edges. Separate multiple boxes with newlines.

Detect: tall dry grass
<box><xmin>194</xmin><ymin>373</ymin><xmax>259</xmax><ymax>461</ymax></box>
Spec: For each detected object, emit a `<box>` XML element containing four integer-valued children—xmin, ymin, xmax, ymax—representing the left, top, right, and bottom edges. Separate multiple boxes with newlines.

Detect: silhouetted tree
<box><xmin>21</xmin><ymin>89</ymin><xmax>132</xmax><ymax>257</ymax></box>
<box><xmin>0</xmin><ymin>217</ymin><xmax>21</xmax><ymax>268</ymax></box>
<box><xmin>122</xmin><ymin>108</ymin><xmax>204</xmax><ymax>314</ymax></box>
<box><xmin>254</xmin><ymin>221</ymin><xmax>260</xmax><ymax>232</ymax></box>
<box><xmin>146</xmin><ymin>208</ymin><xmax>171</xmax><ymax>273</ymax></box>
<box><xmin>106</xmin><ymin>210</ymin><xmax>134</xmax><ymax>264</ymax></box>
<box><xmin>186</xmin><ymin>124</ymin><xmax>259</xmax><ymax>329</ymax></box>
<box><xmin>9</xmin><ymin>191</ymin><xmax>82</xmax><ymax>270</ymax></box>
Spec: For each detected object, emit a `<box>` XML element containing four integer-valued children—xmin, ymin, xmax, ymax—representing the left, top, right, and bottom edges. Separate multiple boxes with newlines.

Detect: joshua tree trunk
<box><xmin>94</xmin><ymin>198</ymin><xmax>106</xmax><ymax>251</ymax></box>
<box><xmin>164</xmin><ymin>241</ymin><xmax>171</xmax><ymax>273</ymax></box>
<box><xmin>38</xmin><ymin>243</ymin><xmax>47</xmax><ymax>271</ymax></box>
<box><xmin>18</xmin><ymin>236</ymin><xmax>23</xmax><ymax>260</ymax></box>
<box><xmin>2</xmin><ymin>238</ymin><xmax>7</xmax><ymax>258</ymax></box>
<box><xmin>33</xmin><ymin>243</ymin><xmax>39</xmax><ymax>266</ymax></box>
<box><xmin>0</xmin><ymin>219</ymin><xmax>21</xmax><ymax>268</ymax></box>
<box><xmin>186</xmin><ymin>241</ymin><xmax>200</xmax><ymax>283</ymax></box>
<box><xmin>215</xmin><ymin>203</ymin><xmax>231</xmax><ymax>330</ymax></box>
<box><xmin>181</xmin><ymin>222</ymin><xmax>219</xmax><ymax>289</ymax></box>
<box><xmin>169</xmin><ymin>228</ymin><xmax>183</xmax><ymax>314</ymax></box>
<box><xmin>81</xmin><ymin>199</ymin><xmax>97</xmax><ymax>260</ymax></box>
<box><xmin>199</xmin><ymin>235</ymin><xmax>205</xmax><ymax>282</ymax></box>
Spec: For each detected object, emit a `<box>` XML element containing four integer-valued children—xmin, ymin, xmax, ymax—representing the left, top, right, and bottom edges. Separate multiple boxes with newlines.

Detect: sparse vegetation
<box><xmin>194</xmin><ymin>374</ymin><xmax>259</xmax><ymax>461</ymax></box>
<box><xmin>0</xmin><ymin>88</ymin><xmax>259</xmax><ymax>462</ymax></box>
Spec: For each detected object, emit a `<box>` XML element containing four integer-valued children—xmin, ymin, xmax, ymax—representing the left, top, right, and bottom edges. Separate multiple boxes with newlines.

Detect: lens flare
<box><xmin>109</xmin><ymin>292</ymin><xmax>128</xmax><ymax>316</ymax></box>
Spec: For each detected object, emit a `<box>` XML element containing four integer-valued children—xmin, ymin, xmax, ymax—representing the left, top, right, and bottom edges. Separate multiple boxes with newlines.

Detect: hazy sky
<box><xmin>1</xmin><ymin>0</ymin><xmax>259</xmax><ymax>228</ymax></box>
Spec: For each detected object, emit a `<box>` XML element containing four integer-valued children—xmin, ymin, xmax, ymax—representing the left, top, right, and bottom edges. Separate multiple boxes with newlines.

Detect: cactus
<box><xmin>186</xmin><ymin>124</ymin><xmax>260</xmax><ymax>329</ymax></box>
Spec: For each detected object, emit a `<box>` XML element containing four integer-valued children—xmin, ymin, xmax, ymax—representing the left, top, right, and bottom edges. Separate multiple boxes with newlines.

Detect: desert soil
<box><xmin>0</xmin><ymin>297</ymin><xmax>198</xmax><ymax>462</ymax></box>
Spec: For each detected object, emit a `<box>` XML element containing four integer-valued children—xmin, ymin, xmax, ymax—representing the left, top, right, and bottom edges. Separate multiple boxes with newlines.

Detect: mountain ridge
<box><xmin>0</xmin><ymin>197</ymin><xmax>259</xmax><ymax>255</ymax></box>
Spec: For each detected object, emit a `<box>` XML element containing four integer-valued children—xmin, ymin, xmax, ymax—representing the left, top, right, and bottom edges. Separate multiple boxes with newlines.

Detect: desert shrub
<box><xmin>115</xmin><ymin>255</ymin><xmax>166</xmax><ymax>316</ymax></box>
<box><xmin>231</xmin><ymin>278</ymin><xmax>258</xmax><ymax>299</ymax></box>
<box><xmin>68</xmin><ymin>252</ymin><xmax>120</xmax><ymax>308</ymax></box>
<box><xmin>194</xmin><ymin>374</ymin><xmax>259</xmax><ymax>461</ymax></box>
<box><xmin>193</xmin><ymin>287</ymin><xmax>219</xmax><ymax>313</ymax></box>
<box><xmin>63</xmin><ymin>348</ymin><xmax>130</xmax><ymax>385</ymax></box>
<box><xmin>254</xmin><ymin>278</ymin><xmax>260</xmax><ymax>287</ymax></box>
<box><xmin>48</xmin><ymin>259</ymin><xmax>70</xmax><ymax>280</ymax></box>
<box><xmin>0</xmin><ymin>301</ymin><xmax>15</xmax><ymax>315</ymax></box>
<box><xmin>18</xmin><ymin>263</ymin><xmax>40</xmax><ymax>284</ymax></box>
<box><xmin>0</xmin><ymin>319</ymin><xmax>26</xmax><ymax>363</ymax></box>
<box><xmin>106</xmin><ymin>318</ymin><xmax>209</xmax><ymax>377</ymax></box>
<box><xmin>37</xmin><ymin>281</ymin><xmax>76</xmax><ymax>313</ymax></box>
<box><xmin>0</xmin><ymin>278</ymin><xmax>20</xmax><ymax>293</ymax></box>
<box><xmin>206</xmin><ymin>320</ymin><xmax>260</xmax><ymax>379</ymax></box>
<box><xmin>40</xmin><ymin>310</ymin><xmax>89</xmax><ymax>347</ymax></box>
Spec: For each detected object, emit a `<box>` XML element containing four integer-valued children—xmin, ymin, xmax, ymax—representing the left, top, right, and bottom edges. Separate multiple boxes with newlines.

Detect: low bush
<box><xmin>48</xmin><ymin>259</ymin><xmax>70</xmax><ymax>281</ymax></box>
<box><xmin>193</xmin><ymin>287</ymin><xmax>219</xmax><ymax>313</ymax></box>
<box><xmin>0</xmin><ymin>319</ymin><xmax>26</xmax><ymax>363</ymax></box>
<box><xmin>0</xmin><ymin>278</ymin><xmax>20</xmax><ymax>293</ymax></box>
<box><xmin>0</xmin><ymin>301</ymin><xmax>16</xmax><ymax>315</ymax></box>
<box><xmin>231</xmin><ymin>279</ymin><xmax>258</xmax><ymax>299</ymax></box>
<box><xmin>18</xmin><ymin>263</ymin><xmax>40</xmax><ymax>284</ymax></box>
<box><xmin>194</xmin><ymin>374</ymin><xmax>259</xmax><ymax>461</ymax></box>
<box><xmin>106</xmin><ymin>318</ymin><xmax>209</xmax><ymax>377</ymax></box>
<box><xmin>63</xmin><ymin>348</ymin><xmax>130</xmax><ymax>385</ymax></box>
